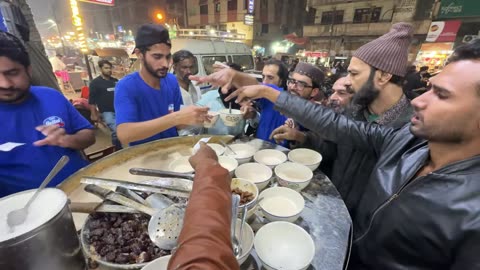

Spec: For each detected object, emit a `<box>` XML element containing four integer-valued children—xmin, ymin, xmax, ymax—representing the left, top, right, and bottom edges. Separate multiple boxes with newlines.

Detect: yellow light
<box><xmin>156</xmin><ymin>13</ymin><xmax>163</xmax><ymax>20</ymax></box>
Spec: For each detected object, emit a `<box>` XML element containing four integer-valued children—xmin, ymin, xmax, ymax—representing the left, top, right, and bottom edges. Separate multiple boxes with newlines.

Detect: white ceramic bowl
<box><xmin>207</xmin><ymin>143</ymin><xmax>225</xmax><ymax>156</ymax></box>
<box><xmin>234</xmin><ymin>219</ymin><xmax>254</xmax><ymax>265</ymax></box>
<box><xmin>254</xmin><ymin>222</ymin><xmax>315</xmax><ymax>270</ymax></box>
<box><xmin>218</xmin><ymin>155</ymin><xmax>238</xmax><ymax>177</ymax></box>
<box><xmin>141</xmin><ymin>255</ymin><xmax>172</xmax><ymax>270</ymax></box>
<box><xmin>231</xmin><ymin>178</ymin><xmax>258</xmax><ymax>210</ymax></box>
<box><xmin>234</xmin><ymin>162</ymin><xmax>272</xmax><ymax>191</ymax></box>
<box><xmin>274</xmin><ymin>162</ymin><xmax>313</xmax><ymax>191</ymax></box>
<box><xmin>258</xmin><ymin>187</ymin><xmax>305</xmax><ymax>223</ymax></box>
<box><xmin>224</xmin><ymin>143</ymin><xmax>256</xmax><ymax>164</ymax></box>
<box><xmin>288</xmin><ymin>148</ymin><xmax>323</xmax><ymax>171</ymax></box>
<box><xmin>168</xmin><ymin>156</ymin><xmax>194</xmax><ymax>174</ymax></box>
<box><xmin>219</xmin><ymin>108</ymin><xmax>243</xmax><ymax>127</ymax></box>
<box><xmin>254</xmin><ymin>149</ymin><xmax>287</xmax><ymax>168</ymax></box>
<box><xmin>204</xmin><ymin>111</ymin><xmax>220</xmax><ymax>128</ymax></box>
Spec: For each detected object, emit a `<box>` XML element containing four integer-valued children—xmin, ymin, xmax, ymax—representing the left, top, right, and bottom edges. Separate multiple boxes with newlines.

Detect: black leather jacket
<box><xmin>275</xmin><ymin>92</ymin><xmax>480</xmax><ymax>270</ymax></box>
<box><xmin>302</xmin><ymin>98</ymin><xmax>413</xmax><ymax>219</ymax></box>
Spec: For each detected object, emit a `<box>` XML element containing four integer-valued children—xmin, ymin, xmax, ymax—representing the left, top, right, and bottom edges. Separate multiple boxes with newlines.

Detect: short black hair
<box><xmin>98</xmin><ymin>59</ymin><xmax>112</xmax><ymax>68</ymax></box>
<box><xmin>264</xmin><ymin>59</ymin><xmax>289</xmax><ymax>89</ymax></box>
<box><xmin>448</xmin><ymin>39</ymin><xmax>480</xmax><ymax>95</ymax></box>
<box><xmin>227</xmin><ymin>62</ymin><xmax>243</xmax><ymax>72</ymax></box>
<box><xmin>172</xmin><ymin>50</ymin><xmax>195</xmax><ymax>64</ymax></box>
<box><xmin>448</xmin><ymin>39</ymin><xmax>480</xmax><ymax>63</ymax></box>
<box><xmin>0</xmin><ymin>31</ymin><xmax>30</xmax><ymax>68</ymax></box>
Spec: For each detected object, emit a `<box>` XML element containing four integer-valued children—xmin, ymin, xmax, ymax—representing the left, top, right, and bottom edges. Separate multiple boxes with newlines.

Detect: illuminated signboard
<box><xmin>78</xmin><ymin>0</ymin><xmax>115</xmax><ymax>6</ymax></box>
<box><xmin>248</xmin><ymin>0</ymin><xmax>254</xmax><ymax>13</ymax></box>
<box><xmin>70</xmin><ymin>0</ymin><xmax>88</xmax><ymax>52</ymax></box>
<box><xmin>244</xmin><ymin>14</ymin><xmax>254</xmax><ymax>25</ymax></box>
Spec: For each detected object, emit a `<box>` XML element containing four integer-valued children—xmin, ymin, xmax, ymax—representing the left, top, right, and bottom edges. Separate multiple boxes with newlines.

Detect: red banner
<box><xmin>78</xmin><ymin>0</ymin><xmax>115</xmax><ymax>6</ymax></box>
<box><xmin>284</xmin><ymin>33</ymin><xmax>309</xmax><ymax>46</ymax></box>
<box><xmin>426</xmin><ymin>20</ymin><xmax>461</xmax><ymax>42</ymax></box>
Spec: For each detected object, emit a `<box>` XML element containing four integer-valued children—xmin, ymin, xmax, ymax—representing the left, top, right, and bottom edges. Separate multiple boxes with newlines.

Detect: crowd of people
<box><xmin>1</xmin><ymin>20</ymin><xmax>480</xmax><ymax>269</ymax></box>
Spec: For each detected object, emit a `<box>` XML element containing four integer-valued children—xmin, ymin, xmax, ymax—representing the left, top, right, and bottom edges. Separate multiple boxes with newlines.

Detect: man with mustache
<box><xmin>0</xmin><ymin>31</ymin><xmax>95</xmax><ymax>197</ymax></box>
<box><xmin>115</xmin><ymin>24</ymin><xmax>209</xmax><ymax>146</ymax></box>
<box><xmin>89</xmin><ymin>59</ymin><xmax>121</xmax><ymax>150</ymax></box>
<box><xmin>271</xmin><ymin>75</ymin><xmax>353</xmax><ymax>143</ymax></box>
<box><xmin>172</xmin><ymin>50</ymin><xmax>201</xmax><ymax>106</ymax></box>
<box><xmin>221</xmin><ymin>38</ymin><xmax>480</xmax><ymax>270</ymax></box>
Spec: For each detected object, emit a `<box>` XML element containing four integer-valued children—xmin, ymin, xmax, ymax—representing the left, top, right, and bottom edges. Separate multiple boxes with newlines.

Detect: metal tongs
<box><xmin>80</xmin><ymin>176</ymin><xmax>192</xmax><ymax>198</ymax></box>
<box><xmin>129</xmin><ymin>167</ymin><xmax>194</xmax><ymax>180</ymax></box>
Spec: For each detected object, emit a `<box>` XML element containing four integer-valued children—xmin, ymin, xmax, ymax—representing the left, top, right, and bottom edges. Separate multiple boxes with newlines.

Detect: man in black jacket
<box><xmin>214</xmin><ymin>39</ymin><xmax>480</xmax><ymax>269</ymax></box>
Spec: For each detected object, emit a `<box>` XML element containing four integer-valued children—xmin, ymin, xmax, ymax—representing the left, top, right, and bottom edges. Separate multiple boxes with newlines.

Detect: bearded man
<box><xmin>114</xmin><ymin>24</ymin><xmax>209</xmax><ymax>146</ymax></box>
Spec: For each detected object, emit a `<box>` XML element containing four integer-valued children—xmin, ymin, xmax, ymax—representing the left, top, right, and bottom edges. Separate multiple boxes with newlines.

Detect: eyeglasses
<box><xmin>287</xmin><ymin>79</ymin><xmax>313</xmax><ymax>90</ymax></box>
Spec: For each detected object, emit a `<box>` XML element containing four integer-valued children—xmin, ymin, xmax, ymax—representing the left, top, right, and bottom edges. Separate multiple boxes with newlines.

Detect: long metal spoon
<box><xmin>7</xmin><ymin>155</ymin><xmax>70</xmax><ymax>229</ymax></box>
<box><xmin>237</xmin><ymin>205</ymin><xmax>248</xmax><ymax>258</ymax></box>
<box><xmin>231</xmin><ymin>194</ymin><xmax>241</xmax><ymax>257</ymax></box>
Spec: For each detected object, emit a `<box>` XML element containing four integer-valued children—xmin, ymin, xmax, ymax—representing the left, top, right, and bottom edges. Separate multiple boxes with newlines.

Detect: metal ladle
<box><xmin>7</xmin><ymin>155</ymin><xmax>70</xmax><ymax>229</ymax></box>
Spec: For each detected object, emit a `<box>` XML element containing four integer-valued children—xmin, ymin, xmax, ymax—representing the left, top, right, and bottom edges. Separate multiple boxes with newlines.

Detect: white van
<box><xmin>130</xmin><ymin>38</ymin><xmax>255</xmax><ymax>93</ymax></box>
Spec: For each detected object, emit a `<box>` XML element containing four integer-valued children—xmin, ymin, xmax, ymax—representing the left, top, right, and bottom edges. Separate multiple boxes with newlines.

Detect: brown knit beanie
<box><xmin>353</xmin><ymin>22</ymin><xmax>414</xmax><ymax>77</ymax></box>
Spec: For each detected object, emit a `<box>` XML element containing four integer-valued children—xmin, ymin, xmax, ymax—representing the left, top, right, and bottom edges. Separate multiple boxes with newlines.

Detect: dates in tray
<box><xmin>86</xmin><ymin>213</ymin><xmax>170</xmax><ymax>265</ymax></box>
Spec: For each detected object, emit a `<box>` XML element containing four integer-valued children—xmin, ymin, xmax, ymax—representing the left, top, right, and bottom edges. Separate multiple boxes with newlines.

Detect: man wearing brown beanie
<box><xmin>347</xmin><ymin>22</ymin><xmax>413</xmax><ymax>124</ymax></box>
<box><xmin>270</xmin><ymin>23</ymin><xmax>414</xmax><ymax>218</ymax></box>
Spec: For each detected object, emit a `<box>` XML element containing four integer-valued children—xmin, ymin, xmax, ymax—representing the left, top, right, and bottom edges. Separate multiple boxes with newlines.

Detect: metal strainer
<box><xmin>148</xmin><ymin>204</ymin><xmax>186</xmax><ymax>250</ymax></box>
<box><xmin>84</xmin><ymin>184</ymin><xmax>186</xmax><ymax>251</ymax></box>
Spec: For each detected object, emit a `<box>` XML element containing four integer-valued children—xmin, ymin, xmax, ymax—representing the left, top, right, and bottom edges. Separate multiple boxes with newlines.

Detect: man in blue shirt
<box><xmin>115</xmin><ymin>24</ymin><xmax>209</xmax><ymax>146</ymax></box>
<box><xmin>254</xmin><ymin>59</ymin><xmax>289</xmax><ymax>145</ymax></box>
<box><xmin>0</xmin><ymin>31</ymin><xmax>95</xmax><ymax>197</ymax></box>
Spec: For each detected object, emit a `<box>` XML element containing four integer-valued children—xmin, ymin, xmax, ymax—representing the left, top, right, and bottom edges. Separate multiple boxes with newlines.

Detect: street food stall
<box><xmin>1</xmin><ymin>136</ymin><xmax>351</xmax><ymax>270</ymax></box>
<box><xmin>414</xmin><ymin>42</ymin><xmax>454</xmax><ymax>73</ymax></box>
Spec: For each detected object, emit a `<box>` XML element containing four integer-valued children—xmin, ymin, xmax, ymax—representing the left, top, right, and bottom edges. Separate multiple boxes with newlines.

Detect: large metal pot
<box><xmin>0</xmin><ymin>189</ymin><xmax>86</xmax><ymax>270</ymax></box>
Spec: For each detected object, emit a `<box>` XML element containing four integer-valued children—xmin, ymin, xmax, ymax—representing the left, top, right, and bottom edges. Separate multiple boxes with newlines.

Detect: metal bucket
<box><xmin>0</xmin><ymin>189</ymin><xmax>86</xmax><ymax>270</ymax></box>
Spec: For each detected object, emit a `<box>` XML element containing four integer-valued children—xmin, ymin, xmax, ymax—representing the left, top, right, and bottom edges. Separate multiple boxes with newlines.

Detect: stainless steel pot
<box><xmin>0</xmin><ymin>190</ymin><xmax>86</xmax><ymax>270</ymax></box>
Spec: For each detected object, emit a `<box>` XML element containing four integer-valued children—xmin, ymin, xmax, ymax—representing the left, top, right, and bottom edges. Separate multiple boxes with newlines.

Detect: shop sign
<box><xmin>438</xmin><ymin>0</ymin><xmax>480</xmax><ymax>19</ymax></box>
<box><xmin>248</xmin><ymin>0</ymin><xmax>255</xmax><ymax>13</ymax></box>
<box><xmin>426</xmin><ymin>20</ymin><xmax>461</xmax><ymax>43</ymax></box>
<box><xmin>244</xmin><ymin>14</ymin><xmax>254</xmax><ymax>25</ymax></box>
<box><xmin>78</xmin><ymin>0</ymin><xmax>115</xmax><ymax>6</ymax></box>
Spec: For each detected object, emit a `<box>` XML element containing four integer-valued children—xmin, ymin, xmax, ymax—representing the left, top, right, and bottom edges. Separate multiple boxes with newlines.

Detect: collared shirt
<box><xmin>180</xmin><ymin>82</ymin><xmax>202</xmax><ymax>106</ymax></box>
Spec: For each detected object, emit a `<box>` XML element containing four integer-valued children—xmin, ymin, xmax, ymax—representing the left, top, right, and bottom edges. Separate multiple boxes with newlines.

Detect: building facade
<box><xmin>303</xmin><ymin>0</ymin><xmax>436</xmax><ymax>61</ymax></box>
<box><xmin>185</xmin><ymin>0</ymin><xmax>306</xmax><ymax>55</ymax></box>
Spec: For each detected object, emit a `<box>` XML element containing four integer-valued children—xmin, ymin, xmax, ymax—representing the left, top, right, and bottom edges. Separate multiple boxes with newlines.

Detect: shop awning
<box><xmin>419</xmin><ymin>42</ymin><xmax>454</xmax><ymax>52</ymax></box>
<box><xmin>93</xmin><ymin>48</ymin><xmax>128</xmax><ymax>58</ymax></box>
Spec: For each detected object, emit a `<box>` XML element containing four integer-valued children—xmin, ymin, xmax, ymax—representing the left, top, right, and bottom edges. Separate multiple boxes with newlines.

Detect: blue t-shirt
<box><xmin>255</xmin><ymin>85</ymin><xmax>288</xmax><ymax>147</ymax></box>
<box><xmin>114</xmin><ymin>72</ymin><xmax>183</xmax><ymax>146</ymax></box>
<box><xmin>0</xmin><ymin>86</ymin><xmax>92</xmax><ymax>198</ymax></box>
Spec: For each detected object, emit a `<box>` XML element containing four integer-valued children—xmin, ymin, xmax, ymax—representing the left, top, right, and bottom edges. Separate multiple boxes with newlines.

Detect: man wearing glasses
<box><xmin>286</xmin><ymin>62</ymin><xmax>324</xmax><ymax>101</ymax></box>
